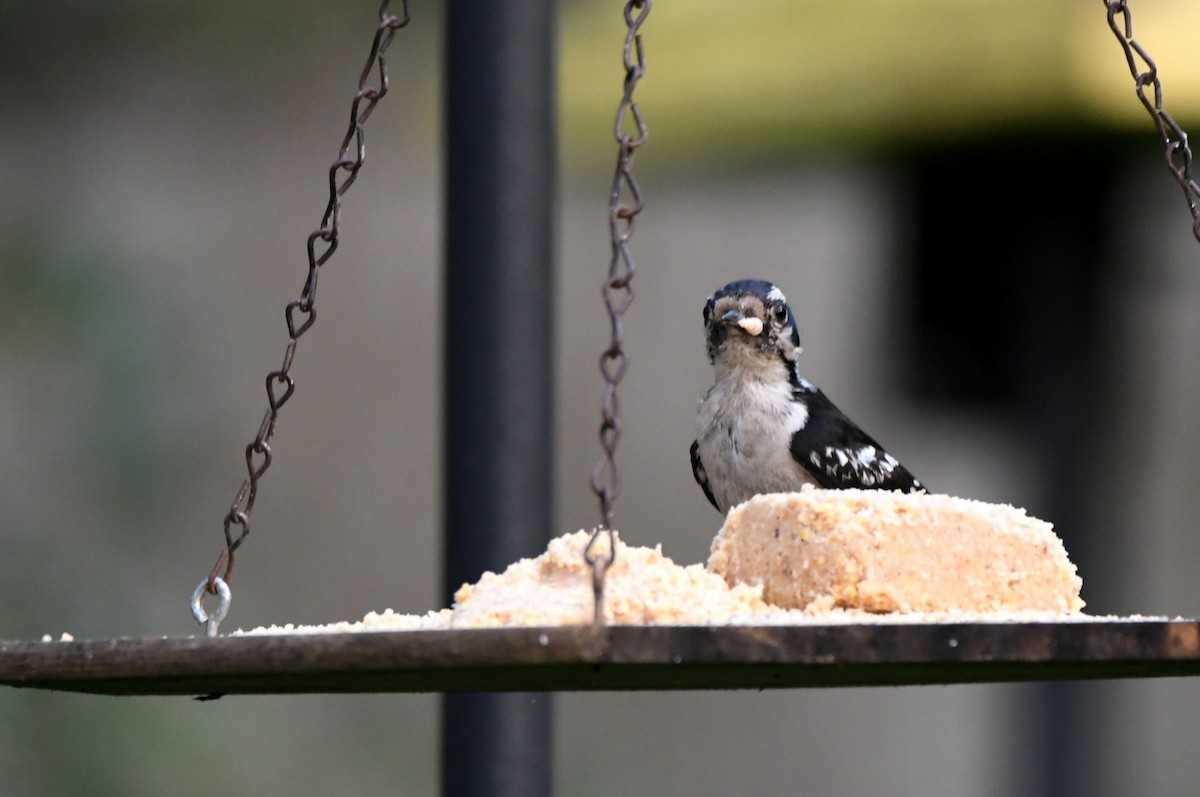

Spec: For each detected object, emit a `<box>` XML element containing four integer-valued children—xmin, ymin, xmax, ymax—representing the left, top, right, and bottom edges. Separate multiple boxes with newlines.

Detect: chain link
<box><xmin>586</xmin><ymin>0</ymin><xmax>651</xmax><ymax>625</ymax></box>
<box><xmin>192</xmin><ymin>0</ymin><xmax>412</xmax><ymax>634</ymax></box>
<box><xmin>1103</xmin><ymin>0</ymin><xmax>1200</xmax><ymax>243</ymax></box>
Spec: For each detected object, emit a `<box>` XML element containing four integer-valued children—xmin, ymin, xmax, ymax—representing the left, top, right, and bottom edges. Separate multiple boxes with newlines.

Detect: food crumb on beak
<box><xmin>736</xmin><ymin>317</ymin><xmax>764</xmax><ymax>336</ymax></box>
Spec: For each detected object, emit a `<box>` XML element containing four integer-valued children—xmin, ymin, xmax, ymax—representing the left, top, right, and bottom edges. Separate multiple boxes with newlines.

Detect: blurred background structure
<box><xmin>3</xmin><ymin>1</ymin><xmax>1200</xmax><ymax>795</ymax></box>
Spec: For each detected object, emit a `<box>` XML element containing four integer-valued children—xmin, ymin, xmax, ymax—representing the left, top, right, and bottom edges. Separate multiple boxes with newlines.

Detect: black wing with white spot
<box><xmin>690</xmin><ymin>439</ymin><xmax>720</xmax><ymax>510</ymax></box>
<box><xmin>788</xmin><ymin>387</ymin><xmax>925</xmax><ymax>492</ymax></box>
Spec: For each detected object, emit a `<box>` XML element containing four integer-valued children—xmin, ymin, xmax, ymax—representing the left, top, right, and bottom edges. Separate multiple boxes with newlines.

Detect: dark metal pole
<box><xmin>441</xmin><ymin>3</ymin><xmax>557</xmax><ymax>797</ymax></box>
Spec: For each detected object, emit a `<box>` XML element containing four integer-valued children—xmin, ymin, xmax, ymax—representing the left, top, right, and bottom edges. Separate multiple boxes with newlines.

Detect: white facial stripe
<box><xmin>766</xmin><ymin>286</ymin><xmax>786</xmax><ymax>303</ymax></box>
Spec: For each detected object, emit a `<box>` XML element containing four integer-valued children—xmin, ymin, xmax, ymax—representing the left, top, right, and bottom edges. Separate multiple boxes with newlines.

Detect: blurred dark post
<box><xmin>910</xmin><ymin>141</ymin><xmax>1110</xmax><ymax>797</ymax></box>
<box><xmin>441</xmin><ymin>3</ymin><xmax>557</xmax><ymax>797</ymax></box>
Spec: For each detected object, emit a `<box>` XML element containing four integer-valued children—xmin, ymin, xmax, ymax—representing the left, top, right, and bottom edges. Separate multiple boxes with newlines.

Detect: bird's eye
<box><xmin>772</xmin><ymin>304</ymin><xmax>789</xmax><ymax>323</ymax></box>
<box><xmin>703</xmin><ymin>299</ymin><xmax>715</xmax><ymax>322</ymax></box>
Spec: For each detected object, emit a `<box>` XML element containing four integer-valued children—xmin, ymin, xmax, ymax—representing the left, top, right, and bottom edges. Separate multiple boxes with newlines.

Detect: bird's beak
<box><xmin>722</xmin><ymin>309</ymin><xmax>764</xmax><ymax>337</ymax></box>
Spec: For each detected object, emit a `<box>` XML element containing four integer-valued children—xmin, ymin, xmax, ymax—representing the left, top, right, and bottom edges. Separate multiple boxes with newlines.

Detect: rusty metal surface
<box><xmin>1</xmin><ymin>620</ymin><xmax>1198</xmax><ymax>697</ymax></box>
<box><xmin>1103</xmin><ymin>0</ymin><xmax>1200</xmax><ymax>243</ymax></box>
<box><xmin>192</xmin><ymin>1</ymin><xmax>412</xmax><ymax>635</ymax></box>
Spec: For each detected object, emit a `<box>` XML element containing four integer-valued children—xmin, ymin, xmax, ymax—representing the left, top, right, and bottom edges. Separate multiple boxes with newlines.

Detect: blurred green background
<box><xmin>4</xmin><ymin>1</ymin><xmax>1200</xmax><ymax>795</ymax></box>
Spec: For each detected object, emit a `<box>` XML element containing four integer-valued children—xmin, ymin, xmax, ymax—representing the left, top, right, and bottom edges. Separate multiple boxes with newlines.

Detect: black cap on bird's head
<box><xmin>703</xmin><ymin>279</ymin><xmax>802</xmax><ymax>364</ymax></box>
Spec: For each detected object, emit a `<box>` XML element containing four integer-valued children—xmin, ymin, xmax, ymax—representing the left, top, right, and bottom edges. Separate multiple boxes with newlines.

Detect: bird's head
<box><xmin>702</xmin><ymin>279</ymin><xmax>802</xmax><ymax>367</ymax></box>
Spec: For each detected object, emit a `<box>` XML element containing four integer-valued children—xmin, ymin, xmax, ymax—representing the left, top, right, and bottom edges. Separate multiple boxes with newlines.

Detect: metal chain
<box><xmin>586</xmin><ymin>0</ymin><xmax>651</xmax><ymax>625</ymax></box>
<box><xmin>191</xmin><ymin>0</ymin><xmax>412</xmax><ymax>637</ymax></box>
<box><xmin>1103</xmin><ymin>0</ymin><xmax>1200</xmax><ymax>243</ymax></box>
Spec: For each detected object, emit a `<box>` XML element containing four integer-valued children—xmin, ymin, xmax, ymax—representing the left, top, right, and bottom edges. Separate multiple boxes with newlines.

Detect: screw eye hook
<box><xmin>191</xmin><ymin>578</ymin><xmax>232</xmax><ymax>638</ymax></box>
